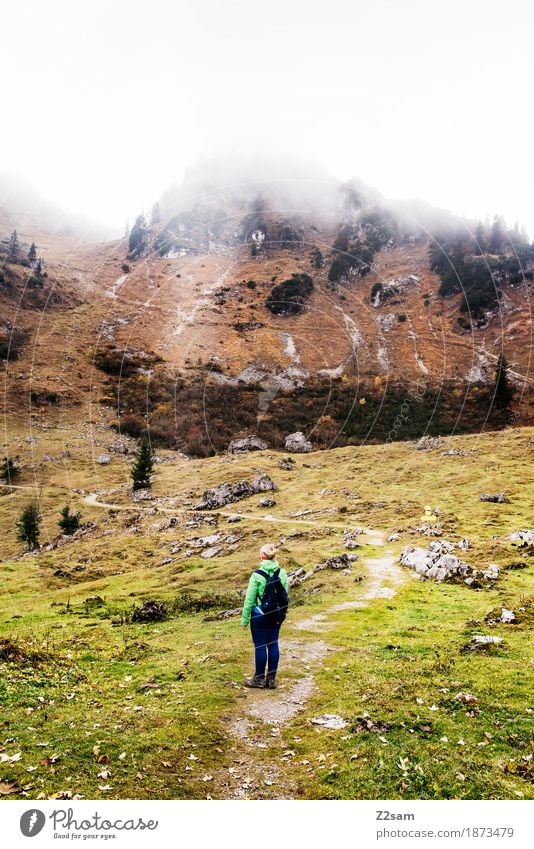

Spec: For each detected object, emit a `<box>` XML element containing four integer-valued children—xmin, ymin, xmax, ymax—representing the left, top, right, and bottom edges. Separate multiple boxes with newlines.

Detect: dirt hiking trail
<box><xmin>216</xmin><ymin>530</ymin><xmax>405</xmax><ymax>799</ymax></box>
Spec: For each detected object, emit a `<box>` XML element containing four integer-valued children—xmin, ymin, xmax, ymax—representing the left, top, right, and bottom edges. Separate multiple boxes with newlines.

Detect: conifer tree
<box><xmin>28</xmin><ymin>242</ymin><xmax>37</xmax><ymax>263</ymax></box>
<box><xmin>130</xmin><ymin>439</ymin><xmax>154</xmax><ymax>490</ymax></box>
<box><xmin>58</xmin><ymin>504</ymin><xmax>81</xmax><ymax>535</ymax></box>
<box><xmin>128</xmin><ymin>214</ymin><xmax>147</xmax><ymax>258</ymax></box>
<box><xmin>8</xmin><ymin>230</ymin><xmax>19</xmax><ymax>261</ymax></box>
<box><xmin>1</xmin><ymin>456</ymin><xmax>18</xmax><ymax>484</ymax></box>
<box><xmin>490</xmin><ymin>215</ymin><xmax>506</xmax><ymax>254</ymax></box>
<box><xmin>17</xmin><ymin>500</ymin><xmax>41</xmax><ymax>549</ymax></box>
<box><xmin>494</xmin><ymin>354</ymin><xmax>513</xmax><ymax>409</ymax></box>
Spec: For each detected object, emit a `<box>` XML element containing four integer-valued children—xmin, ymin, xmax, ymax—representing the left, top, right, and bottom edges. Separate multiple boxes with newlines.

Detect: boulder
<box><xmin>131</xmin><ymin>600</ymin><xmax>167</xmax><ymax>622</ymax></box>
<box><xmin>200</xmin><ymin>546</ymin><xmax>222</xmax><ymax>559</ymax></box>
<box><xmin>96</xmin><ymin>454</ymin><xmax>111</xmax><ymax>465</ymax></box>
<box><xmin>195</xmin><ymin>473</ymin><xmax>276</xmax><ymax>509</ymax></box>
<box><xmin>507</xmin><ymin>529</ymin><xmax>534</xmax><ymax>546</ymax></box>
<box><xmin>252</xmin><ymin>472</ymin><xmax>277</xmax><ymax>492</ymax></box>
<box><xmin>278</xmin><ymin>457</ymin><xmax>296</xmax><ymax>470</ymax></box>
<box><xmin>258</xmin><ymin>497</ymin><xmax>276</xmax><ymax>508</ymax></box>
<box><xmin>480</xmin><ymin>492</ymin><xmax>508</xmax><ymax>503</ymax></box>
<box><xmin>195</xmin><ymin>481</ymin><xmax>254</xmax><ymax>510</ymax></box>
<box><xmin>315</xmin><ymin>554</ymin><xmax>354</xmax><ymax>571</ymax></box>
<box><xmin>227</xmin><ymin>435</ymin><xmax>267</xmax><ymax>455</ymax></box>
<box><xmin>84</xmin><ymin>595</ymin><xmax>105</xmax><ymax>608</ymax></box>
<box><xmin>284</xmin><ymin>431</ymin><xmax>313</xmax><ymax>453</ymax></box>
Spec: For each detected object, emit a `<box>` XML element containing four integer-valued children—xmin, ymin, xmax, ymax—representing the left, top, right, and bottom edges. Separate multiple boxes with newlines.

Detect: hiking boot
<box><xmin>244</xmin><ymin>676</ymin><xmax>266</xmax><ymax>689</ymax></box>
<box><xmin>265</xmin><ymin>675</ymin><xmax>277</xmax><ymax>689</ymax></box>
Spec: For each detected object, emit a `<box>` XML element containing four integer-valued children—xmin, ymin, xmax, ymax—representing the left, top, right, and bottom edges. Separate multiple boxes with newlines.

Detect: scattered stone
<box><xmin>352</xmin><ymin>715</ymin><xmax>393</xmax><ymax>734</ymax></box>
<box><xmin>131</xmin><ymin>601</ymin><xmax>167</xmax><ymax>623</ymax></box>
<box><xmin>84</xmin><ymin>595</ymin><xmax>105</xmax><ymax>608</ymax></box>
<box><xmin>342</xmin><ymin>528</ymin><xmax>365</xmax><ymax>550</ymax></box>
<box><xmin>284</xmin><ymin>431</ymin><xmax>313</xmax><ymax>453</ymax></box>
<box><xmin>414</xmin><ymin>435</ymin><xmax>443</xmax><ymax>451</ymax></box>
<box><xmin>399</xmin><ymin>540</ymin><xmax>499</xmax><ymax>586</ymax></box>
<box><xmin>108</xmin><ymin>440</ymin><xmax>130</xmax><ymax>455</ymax></box>
<box><xmin>43</xmin><ymin>454</ymin><xmax>53</xmax><ymax>462</ymax></box>
<box><xmin>481</xmin><ymin>564</ymin><xmax>499</xmax><ymax>580</ymax></box>
<box><xmin>480</xmin><ymin>493</ymin><xmax>508</xmax><ymax>503</ymax></box>
<box><xmin>204</xmin><ymin>607</ymin><xmax>242</xmax><ymax>621</ymax></box>
<box><xmin>278</xmin><ymin>458</ymin><xmax>295</xmax><ymax>470</ymax></box>
<box><xmin>454</xmin><ymin>692</ymin><xmax>478</xmax><ymax>704</ymax></box>
<box><xmin>459</xmin><ymin>538</ymin><xmax>470</xmax><ymax>550</ymax></box>
<box><xmin>414</xmin><ymin>522</ymin><xmax>443</xmax><ymax>537</ymax></box>
<box><xmin>507</xmin><ymin>530</ymin><xmax>534</xmax><ymax>547</ymax></box>
<box><xmin>461</xmin><ymin>635</ymin><xmax>505</xmax><ymax>653</ymax></box>
<box><xmin>53</xmin><ymin>569</ymin><xmax>70</xmax><ymax>578</ymax></box>
<box><xmin>96</xmin><ymin>454</ymin><xmax>111</xmax><ymax>465</ymax></box>
<box><xmin>485</xmin><ymin>607</ymin><xmax>516</xmax><ymax>625</ymax></box>
<box><xmin>388</xmin><ymin>533</ymin><xmax>401</xmax><ymax>542</ymax></box>
<box><xmin>200</xmin><ymin>546</ymin><xmax>222</xmax><ymax>559</ymax></box>
<box><xmin>442</xmin><ymin>448</ymin><xmax>466</xmax><ymax>456</ymax></box>
<box><xmin>227</xmin><ymin>436</ymin><xmax>267</xmax><ymax>454</ymax></box>
<box><xmin>310</xmin><ymin>714</ymin><xmax>348</xmax><ymax>730</ymax></box>
<box><xmin>287</xmin><ymin>567</ymin><xmax>306</xmax><ymax>587</ymax></box>
<box><xmin>161</xmin><ymin>557</ymin><xmax>172</xmax><ymax>566</ymax></box>
<box><xmin>188</xmin><ymin>533</ymin><xmax>223</xmax><ymax>549</ymax></box>
<box><xmin>24</xmin><ymin>436</ymin><xmax>37</xmax><ymax>444</ymax></box>
<box><xmin>258</xmin><ymin>497</ymin><xmax>276</xmax><ymax>508</ymax></box>
<box><xmin>132</xmin><ymin>489</ymin><xmax>153</xmax><ymax>502</ymax></box>
<box><xmin>314</xmin><ymin>554</ymin><xmax>355</xmax><ymax>571</ymax></box>
<box><xmin>226</xmin><ymin>514</ymin><xmax>243</xmax><ymax>523</ymax></box>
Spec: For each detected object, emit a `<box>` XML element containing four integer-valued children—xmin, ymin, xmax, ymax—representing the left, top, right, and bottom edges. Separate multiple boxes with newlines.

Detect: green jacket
<box><xmin>241</xmin><ymin>559</ymin><xmax>289</xmax><ymax>626</ymax></box>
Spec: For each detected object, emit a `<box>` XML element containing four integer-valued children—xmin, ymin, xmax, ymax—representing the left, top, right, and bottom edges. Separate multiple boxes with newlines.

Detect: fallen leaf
<box><xmin>118</xmin><ymin>752</ymin><xmax>126</xmax><ymax>761</ymax></box>
<box><xmin>0</xmin><ymin>781</ymin><xmax>18</xmax><ymax>796</ymax></box>
<box><xmin>161</xmin><ymin>761</ymin><xmax>172</xmax><ymax>768</ymax></box>
<box><xmin>98</xmin><ymin>784</ymin><xmax>113</xmax><ymax>791</ymax></box>
<box><xmin>187</xmin><ymin>754</ymin><xmax>199</xmax><ymax>761</ymax></box>
<box><xmin>97</xmin><ymin>769</ymin><xmax>110</xmax><ymax>779</ymax></box>
<box><xmin>201</xmin><ymin>774</ymin><xmax>213</xmax><ymax>782</ymax></box>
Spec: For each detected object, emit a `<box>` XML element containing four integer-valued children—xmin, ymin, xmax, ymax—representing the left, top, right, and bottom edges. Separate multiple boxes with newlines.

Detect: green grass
<box><xmin>0</xmin><ymin>419</ymin><xmax>532</xmax><ymax>799</ymax></box>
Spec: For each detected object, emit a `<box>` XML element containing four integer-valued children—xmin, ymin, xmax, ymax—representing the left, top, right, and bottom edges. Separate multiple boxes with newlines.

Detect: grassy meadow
<box><xmin>0</xmin><ymin>419</ymin><xmax>532</xmax><ymax>799</ymax></box>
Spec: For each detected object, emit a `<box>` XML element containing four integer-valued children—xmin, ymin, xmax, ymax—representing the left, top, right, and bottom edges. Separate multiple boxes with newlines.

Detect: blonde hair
<box><xmin>260</xmin><ymin>543</ymin><xmax>278</xmax><ymax>559</ymax></box>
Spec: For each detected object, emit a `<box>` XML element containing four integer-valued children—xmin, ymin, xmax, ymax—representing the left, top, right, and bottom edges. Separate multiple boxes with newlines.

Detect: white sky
<box><xmin>1</xmin><ymin>0</ymin><xmax>533</xmax><ymax>234</ymax></box>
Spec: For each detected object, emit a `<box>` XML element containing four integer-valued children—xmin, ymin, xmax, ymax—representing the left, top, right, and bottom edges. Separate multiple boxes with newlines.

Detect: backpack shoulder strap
<box><xmin>254</xmin><ymin>569</ymin><xmax>269</xmax><ymax>580</ymax></box>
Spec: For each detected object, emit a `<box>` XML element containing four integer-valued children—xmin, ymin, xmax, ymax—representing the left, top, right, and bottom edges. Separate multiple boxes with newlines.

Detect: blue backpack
<box><xmin>255</xmin><ymin>568</ymin><xmax>289</xmax><ymax>626</ymax></box>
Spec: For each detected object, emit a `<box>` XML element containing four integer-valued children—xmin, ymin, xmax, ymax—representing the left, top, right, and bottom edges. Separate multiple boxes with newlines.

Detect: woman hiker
<box><xmin>241</xmin><ymin>543</ymin><xmax>289</xmax><ymax>689</ymax></box>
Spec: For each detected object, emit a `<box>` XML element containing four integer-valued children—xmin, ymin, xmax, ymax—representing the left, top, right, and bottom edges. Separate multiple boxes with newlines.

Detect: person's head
<box><xmin>260</xmin><ymin>542</ymin><xmax>278</xmax><ymax>561</ymax></box>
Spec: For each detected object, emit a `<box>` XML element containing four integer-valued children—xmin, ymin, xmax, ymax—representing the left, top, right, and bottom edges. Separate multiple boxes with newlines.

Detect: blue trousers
<box><xmin>250</xmin><ymin>612</ymin><xmax>281</xmax><ymax>678</ymax></box>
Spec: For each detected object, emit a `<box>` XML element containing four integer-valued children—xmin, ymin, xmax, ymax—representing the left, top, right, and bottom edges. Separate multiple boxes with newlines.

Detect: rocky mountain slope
<box><xmin>1</xmin><ymin>163</ymin><xmax>533</xmax><ymax>454</ymax></box>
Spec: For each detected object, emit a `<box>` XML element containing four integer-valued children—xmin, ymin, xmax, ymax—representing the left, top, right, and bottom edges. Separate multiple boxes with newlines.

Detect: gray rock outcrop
<box><xmin>195</xmin><ymin>473</ymin><xmax>276</xmax><ymax>509</ymax></box>
<box><xmin>284</xmin><ymin>431</ymin><xmax>313</xmax><ymax>453</ymax></box>
<box><xmin>399</xmin><ymin>540</ymin><xmax>499</xmax><ymax>586</ymax></box>
<box><xmin>480</xmin><ymin>492</ymin><xmax>508</xmax><ymax>503</ymax></box>
<box><xmin>227</xmin><ymin>435</ymin><xmax>267</xmax><ymax>455</ymax></box>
